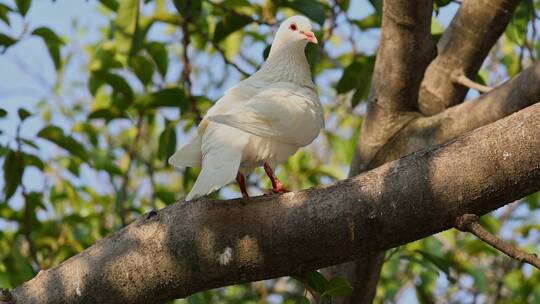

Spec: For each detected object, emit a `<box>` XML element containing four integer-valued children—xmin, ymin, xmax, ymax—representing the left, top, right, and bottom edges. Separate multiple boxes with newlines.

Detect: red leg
<box><xmin>263</xmin><ymin>162</ymin><xmax>289</xmax><ymax>193</ymax></box>
<box><xmin>236</xmin><ymin>172</ymin><xmax>249</xmax><ymax>198</ymax></box>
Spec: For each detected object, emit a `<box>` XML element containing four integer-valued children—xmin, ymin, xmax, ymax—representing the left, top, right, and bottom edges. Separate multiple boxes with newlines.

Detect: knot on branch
<box><xmin>0</xmin><ymin>288</ymin><xmax>15</xmax><ymax>304</ymax></box>
<box><xmin>455</xmin><ymin>213</ymin><xmax>479</xmax><ymax>231</ymax></box>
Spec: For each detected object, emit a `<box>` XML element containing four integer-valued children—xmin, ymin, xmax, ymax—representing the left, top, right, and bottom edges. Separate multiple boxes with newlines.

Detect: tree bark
<box><xmin>338</xmin><ymin>1</ymin><xmax>525</xmax><ymax>302</ymax></box>
<box><xmin>11</xmin><ymin>103</ymin><xmax>540</xmax><ymax>304</ymax></box>
<box><xmin>418</xmin><ymin>0</ymin><xmax>521</xmax><ymax>115</ymax></box>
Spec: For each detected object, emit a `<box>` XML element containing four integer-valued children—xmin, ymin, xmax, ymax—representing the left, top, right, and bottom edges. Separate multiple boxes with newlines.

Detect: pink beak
<box><xmin>302</xmin><ymin>31</ymin><xmax>318</xmax><ymax>44</ymax></box>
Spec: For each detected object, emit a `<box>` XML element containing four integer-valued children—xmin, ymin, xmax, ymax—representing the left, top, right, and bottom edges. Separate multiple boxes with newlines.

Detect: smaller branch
<box><xmin>451</xmin><ymin>70</ymin><xmax>492</xmax><ymax>93</ymax></box>
<box><xmin>190</xmin><ymin>25</ymin><xmax>251</xmax><ymax>77</ymax></box>
<box><xmin>15</xmin><ymin>123</ymin><xmax>40</xmax><ymax>269</ymax></box>
<box><xmin>372</xmin><ymin>63</ymin><xmax>540</xmax><ymax>165</ymax></box>
<box><xmin>455</xmin><ymin>214</ymin><xmax>540</xmax><ymax>269</ymax></box>
<box><xmin>209</xmin><ymin>39</ymin><xmax>251</xmax><ymax>77</ymax></box>
<box><xmin>179</xmin><ymin>3</ymin><xmax>203</xmax><ymax>123</ymax></box>
<box><xmin>117</xmin><ymin>115</ymin><xmax>144</xmax><ymax>226</ymax></box>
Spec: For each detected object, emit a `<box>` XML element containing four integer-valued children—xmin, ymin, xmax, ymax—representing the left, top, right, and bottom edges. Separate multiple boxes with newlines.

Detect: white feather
<box><xmin>168</xmin><ymin>135</ymin><xmax>202</xmax><ymax>168</ymax></box>
<box><xmin>208</xmin><ymin>83</ymin><xmax>323</xmax><ymax>146</ymax></box>
<box><xmin>185</xmin><ymin>124</ymin><xmax>248</xmax><ymax>201</ymax></box>
<box><xmin>169</xmin><ymin>15</ymin><xmax>324</xmax><ymax>200</ymax></box>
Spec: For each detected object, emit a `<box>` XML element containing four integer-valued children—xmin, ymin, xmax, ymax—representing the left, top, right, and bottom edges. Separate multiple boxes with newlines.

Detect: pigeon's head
<box><xmin>275</xmin><ymin>15</ymin><xmax>318</xmax><ymax>45</ymax></box>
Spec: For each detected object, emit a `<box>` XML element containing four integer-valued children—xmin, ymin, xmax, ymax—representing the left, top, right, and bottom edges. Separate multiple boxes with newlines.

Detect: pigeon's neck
<box><xmin>254</xmin><ymin>43</ymin><xmax>314</xmax><ymax>89</ymax></box>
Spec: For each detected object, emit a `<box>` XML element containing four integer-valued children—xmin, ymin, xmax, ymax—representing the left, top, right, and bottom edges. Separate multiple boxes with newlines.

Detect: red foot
<box><xmin>263</xmin><ymin>162</ymin><xmax>289</xmax><ymax>194</ymax></box>
<box><xmin>236</xmin><ymin>172</ymin><xmax>250</xmax><ymax>198</ymax></box>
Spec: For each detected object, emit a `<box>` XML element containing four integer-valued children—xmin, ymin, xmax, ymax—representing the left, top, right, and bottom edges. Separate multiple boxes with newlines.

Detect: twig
<box><xmin>179</xmin><ymin>1</ymin><xmax>202</xmax><ymax>123</ymax></box>
<box><xmin>208</xmin><ymin>38</ymin><xmax>251</xmax><ymax>77</ymax></box>
<box><xmin>191</xmin><ymin>25</ymin><xmax>251</xmax><ymax>77</ymax></box>
<box><xmin>117</xmin><ymin>115</ymin><xmax>144</xmax><ymax>226</ymax></box>
<box><xmin>455</xmin><ymin>214</ymin><xmax>540</xmax><ymax>269</ymax></box>
<box><xmin>15</xmin><ymin>123</ymin><xmax>40</xmax><ymax>270</ymax></box>
<box><xmin>451</xmin><ymin>70</ymin><xmax>492</xmax><ymax>93</ymax></box>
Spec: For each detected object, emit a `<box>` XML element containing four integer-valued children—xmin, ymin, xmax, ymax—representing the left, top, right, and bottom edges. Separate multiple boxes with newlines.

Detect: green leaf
<box><xmin>37</xmin><ymin>126</ymin><xmax>88</xmax><ymax>161</ymax></box>
<box><xmin>158</xmin><ymin>124</ymin><xmax>177</xmax><ymax>163</ymax></box>
<box><xmin>92</xmin><ymin>152</ymin><xmax>122</xmax><ymax>175</ymax></box>
<box><xmin>305</xmin><ymin>271</ymin><xmax>328</xmax><ymax>294</ymax></box>
<box><xmin>92</xmin><ymin>70</ymin><xmax>134</xmax><ymax>103</ymax></box>
<box><xmin>368</xmin><ymin>0</ymin><xmax>382</xmax><ymax>13</ymax></box>
<box><xmin>0</xmin><ymin>33</ymin><xmax>17</xmax><ymax>49</ymax></box>
<box><xmin>17</xmin><ymin>108</ymin><xmax>31</xmax><ymax>121</ymax></box>
<box><xmin>173</xmin><ymin>0</ymin><xmax>202</xmax><ymax>18</ymax></box>
<box><xmin>89</xmin><ymin>47</ymin><xmax>123</xmax><ymax>72</ymax></box>
<box><xmin>3</xmin><ymin>150</ymin><xmax>25</xmax><ymax>200</ymax></box>
<box><xmin>32</xmin><ymin>27</ymin><xmax>63</xmax><ymax>70</ymax></box>
<box><xmin>156</xmin><ymin>188</ymin><xmax>176</xmax><ymax>204</ymax></box>
<box><xmin>505</xmin><ymin>1</ymin><xmax>531</xmax><ymax>45</ymax></box>
<box><xmin>146</xmin><ymin>41</ymin><xmax>168</xmax><ymax>77</ymax></box>
<box><xmin>31</xmin><ymin>27</ymin><xmax>63</xmax><ymax>45</ymax></box>
<box><xmin>130</xmin><ymin>54</ymin><xmax>154</xmax><ymax>86</ymax></box>
<box><xmin>336</xmin><ymin>56</ymin><xmax>375</xmax><ymax>107</ymax></box>
<box><xmin>415</xmin><ymin>250</ymin><xmax>454</xmax><ymax>281</ymax></box>
<box><xmin>0</xmin><ymin>4</ymin><xmax>12</xmax><ymax>25</ymax></box>
<box><xmin>353</xmin><ymin>13</ymin><xmax>381</xmax><ymax>30</ymax></box>
<box><xmin>321</xmin><ymin>277</ymin><xmax>353</xmax><ymax>297</ymax></box>
<box><xmin>284</xmin><ymin>0</ymin><xmax>326</xmax><ymax>25</ymax></box>
<box><xmin>4</xmin><ymin>248</ymin><xmax>35</xmax><ymax>286</ymax></box>
<box><xmin>524</xmin><ymin>191</ymin><xmax>539</xmax><ymax>209</ymax></box>
<box><xmin>47</xmin><ymin>43</ymin><xmax>62</xmax><ymax>70</ymax></box>
<box><xmin>114</xmin><ymin>0</ymin><xmax>140</xmax><ymax>54</ymax></box>
<box><xmin>299</xmin><ymin>296</ymin><xmax>310</xmax><ymax>304</ymax></box>
<box><xmin>135</xmin><ymin>88</ymin><xmax>186</xmax><ymax>109</ymax></box>
<box><xmin>15</xmin><ymin>0</ymin><xmax>31</xmax><ymax>16</ymax></box>
<box><xmin>88</xmin><ymin>108</ymin><xmax>125</xmax><ymax>122</ymax></box>
<box><xmin>337</xmin><ymin>0</ymin><xmax>349</xmax><ymax>11</ymax></box>
<box><xmin>213</xmin><ymin>14</ymin><xmax>252</xmax><ymax>43</ymax></box>
<box><xmin>99</xmin><ymin>0</ymin><xmax>119</xmax><ymax>11</ymax></box>
<box><xmin>22</xmin><ymin>152</ymin><xmax>44</xmax><ymax>170</ymax></box>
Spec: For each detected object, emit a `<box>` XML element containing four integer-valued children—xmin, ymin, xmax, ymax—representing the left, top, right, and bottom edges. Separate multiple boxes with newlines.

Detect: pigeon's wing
<box><xmin>185</xmin><ymin>123</ymin><xmax>247</xmax><ymax>201</ymax></box>
<box><xmin>167</xmin><ymin>82</ymin><xmax>259</xmax><ymax>169</ymax></box>
<box><xmin>208</xmin><ymin>83</ymin><xmax>323</xmax><ymax>146</ymax></box>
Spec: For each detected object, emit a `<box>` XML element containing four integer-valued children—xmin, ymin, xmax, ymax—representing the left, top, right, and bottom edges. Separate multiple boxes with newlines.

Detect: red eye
<box><xmin>289</xmin><ymin>23</ymin><xmax>297</xmax><ymax>31</ymax></box>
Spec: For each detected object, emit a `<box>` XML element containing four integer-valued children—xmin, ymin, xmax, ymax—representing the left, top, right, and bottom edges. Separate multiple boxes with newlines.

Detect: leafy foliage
<box><xmin>0</xmin><ymin>0</ymin><xmax>538</xmax><ymax>303</ymax></box>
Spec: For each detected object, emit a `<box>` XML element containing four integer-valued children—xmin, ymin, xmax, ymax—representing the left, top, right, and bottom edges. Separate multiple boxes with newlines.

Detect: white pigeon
<box><xmin>169</xmin><ymin>15</ymin><xmax>324</xmax><ymax>201</ymax></box>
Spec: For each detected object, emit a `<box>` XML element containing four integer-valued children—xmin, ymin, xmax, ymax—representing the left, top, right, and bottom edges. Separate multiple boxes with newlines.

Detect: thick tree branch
<box><xmin>372</xmin><ymin>0</ymin><xmax>435</xmax><ymax>112</ymax></box>
<box><xmin>11</xmin><ymin>103</ymin><xmax>540</xmax><ymax>304</ymax></box>
<box><xmin>418</xmin><ymin>0</ymin><xmax>521</xmax><ymax>115</ymax></box>
<box><xmin>350</xmin><ymin>0</ymin><xmax>434</xmax><ymax>175</ymax></box>
<box><xmin>455</xmin><ymin>214</ymin><xmax>540</xmax><ymax>269</ymax></box>
<box><xmin>373</xmin><ymin>63</ymin><xmax>540</xmax><ymax>163</ymax></box>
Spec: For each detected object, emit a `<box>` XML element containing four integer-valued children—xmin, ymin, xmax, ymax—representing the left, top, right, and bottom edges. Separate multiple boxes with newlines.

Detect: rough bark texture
<box><xmin>11</xmin><ymin>103</ymin><xmax>540</xmax><ymax>304</ymax></box>
<box><xmin>371</xmin><ymin>63</ymin><xmax>540</xmax><ymax>165</ymax></box>
<box><xmin>418</xmin><ymin>0</ymin><xmax>521</xmax><ymax>115</ymax></box>
<box><xmin>372</xmin><ymin>0</ymin><xmax>435</xmax><ymax>112</ymax></box>
<box><xmin>333</xmin><ymin>1</ymin><xmax>434</xmax><ymax>301</ymax></box>
<box><xmin>337</xmin><ymin>0</ymin><xmax>527</xmax><ymax>302</ymax></box>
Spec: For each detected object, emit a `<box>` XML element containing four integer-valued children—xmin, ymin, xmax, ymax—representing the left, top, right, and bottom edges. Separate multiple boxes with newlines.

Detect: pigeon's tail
<box><xmin>168</xmin><ymin>135</ymin><xmax>202</xmax><ymax>168</ymax></box>
<box><xmin>185</xmin><ymin>128</ymin><xmax>244</xmax><ymax>201</ymax></box>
